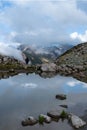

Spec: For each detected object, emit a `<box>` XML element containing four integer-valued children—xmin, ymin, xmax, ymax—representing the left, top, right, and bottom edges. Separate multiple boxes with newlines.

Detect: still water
<box><xmin>0</xmin><ymin>73</ymin><xmax>87</xmax><ymax>130</ymax></box>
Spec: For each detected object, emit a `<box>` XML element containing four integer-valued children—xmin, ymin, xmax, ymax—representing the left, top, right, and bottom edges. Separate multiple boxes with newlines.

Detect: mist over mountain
<box><xmin>0</xmin><ymin>0</ymin><xmax>87</xmax><ymax>64</ymax></box>
<box><xmin>19</xmin><ymin>43</ymin><xmax>73</xmax><ymax>65</ymax></box>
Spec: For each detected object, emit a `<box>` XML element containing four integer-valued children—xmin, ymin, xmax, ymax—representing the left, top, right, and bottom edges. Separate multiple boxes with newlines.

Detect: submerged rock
<box><xmin>21</xmin><ymin>116</ymin><xmax>38</xmax><ymax>126</ymax></box>
<box><xmin>56</xmin><ymin>94</ymin><xmax>66</xmax><ymax>100</ymax></box>
<box><xmin>59</xmin><ymin>105</ymin><xmax>68</xmax><ymax>108</ymax></box>
<box><xmin>68</xmin><ymin>114</ymin><xmax>86</xmax><ymax>129</ymax></box>
<box><xmin>47</xmin><ymin>110</ymin><xmax>61</xmax><ymax>119</ymax></box>
<box><xmin>40</xmin><ymin>114</ymin><xmax>51</xmax><ymax>123</ymax></box>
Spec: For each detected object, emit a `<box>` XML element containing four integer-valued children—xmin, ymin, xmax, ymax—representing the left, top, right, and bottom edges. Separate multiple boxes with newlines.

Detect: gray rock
<box><xmin>69</xmin><ymin>114</ymin><xmax>86</xmax><ymax>129</ymax></box>
<box><xmin>40</xmin><ymin>63</ymin><xmax>57</xmax><ymax>72</ymax></box>
<box><xmin>40</xmin><ymin>114</ymin><xmax>51</xmax><ymax>123</ymax></box>
<box><xmin>22</xmin><ymin>116</ymin><xmax>38</xmax><ymax>126</ymax></box>
<box><xmin>47</xmin><ymin>110</ymin><xmax>61</xmax><ymax>119</ymax></box>
<box><xmin>56</xmin><ymin>94</ymin><xmax>66</xmax><ymax>100</ymax></box>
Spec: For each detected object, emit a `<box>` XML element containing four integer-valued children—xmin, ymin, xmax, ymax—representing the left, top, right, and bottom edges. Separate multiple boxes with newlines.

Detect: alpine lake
<box><xmin>0</xmin><ymin>72</ymin><xmax>87</xmax><ymax>130</ymax></box>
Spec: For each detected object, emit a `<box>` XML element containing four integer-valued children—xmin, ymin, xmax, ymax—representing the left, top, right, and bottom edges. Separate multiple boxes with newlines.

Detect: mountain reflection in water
<box><xmin>0</xmin><ymin>73</ymin><xmax>87</xmax><ymax>130</ymax></box>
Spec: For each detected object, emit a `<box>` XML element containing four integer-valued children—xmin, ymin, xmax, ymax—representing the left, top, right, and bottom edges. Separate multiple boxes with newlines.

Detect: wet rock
<box><xmin>47</xmin><ymin>110</ymin><xmax>61</xmax><ymax>119</ymax></box>
<box><xmin>56</xmin><ymin>94</ymin><xmax>66</xmax><ymax>100</ymax></box>
<box><xmin>40</xmin><ymin>114</ymin><xmax>51</xmax><ymax>123</ymax></box>
<box><xmin>68</xmin><ymin>114</ymin><xmax>86</xmax><ymax>129</ymax></box>
<box><xmin>59</xmin><ymin>105</ymin><xmax>68</xmax><ymax>108</ymax></box>
<box><xmin>21</xmin><ymin>116</ymin><xmax>38</xmax><ymax>126</ymax></box>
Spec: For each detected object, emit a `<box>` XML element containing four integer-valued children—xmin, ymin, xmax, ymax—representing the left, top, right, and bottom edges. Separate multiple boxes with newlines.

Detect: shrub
<box><xmin>38</xmin><ymin>115</ymin><xmax>45</xmax><ymax>125</ymax></box>
<box><xmin>60</xmin><ymin>110</ymin><xmax>68</xmax><ymax>119</ymax></box>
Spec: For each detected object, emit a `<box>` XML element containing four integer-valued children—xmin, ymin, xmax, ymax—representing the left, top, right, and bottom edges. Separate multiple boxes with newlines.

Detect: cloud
<box><xmin>8</xmin><ymin>0</ymin><xmax>29</xmax><ymax>6</ymax></box>
<box><xmin>70</xmin><ymin>30</ymin><xmax>87</xmax><ymax>42</ymax></box>
<box><xmin>67</xmin><ymin>80</ymin><xmax>87</xmax><ymax>89</ymax></box>
<box><xmin>0</xmin><ymin>0</ymin><xmax>87</xmax><ymax>61</ymax></box>
<box><xmin>76</xmin><ymin>0</ymin><xmax>87</xmax><ymax>14</ymax></box>
<box><xmin>67</xmin><ymin>81</ymin><xmax>80</xmax><ymax>87</ymax></box>
<box><xmin>0</xmin><ymin>42</ymin><xmax>24</xmax><ymax>61</ymax></box>
<box><xmin>21</xmin><ymin>83</ymin><xmax>37</xmax><ymax>88</ymax></box>
<box><xmin>0</xmin><ymin>0</ymin><xmax>87</xmax><ymax>46</ymax></box>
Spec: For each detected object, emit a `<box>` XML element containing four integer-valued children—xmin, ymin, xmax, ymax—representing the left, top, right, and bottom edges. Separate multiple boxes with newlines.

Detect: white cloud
<box><xmin>67</xmin><ymin>81</ymin><xmax>80</xmax><ymax>87</ymax></box>
<box><xmin>70</xmin><ymin>32</ymin><xmax>78</xmax><ymax>40</ymax></box>
<box><xmin>0</xmin><ymin>0</ymin><xmax>87</xmax><ymax>47</ymax></box>
<box><xmin>67</xmin><ymin>80</ymin><xmax>87</xmax><ymax>89</ymax></box>
<box><xmin>21</xmin><ymin>83</ymin><xmax>37</xmax><ymax>88</ymax></box>
<box><xmin>1</xmin><ymin>0</ymin><xmax>87</xmax><ymax>60</ymax></box>
<box><xmin>70</xmin><ymin>30</ymin><xmax>87</xmax><ymax>42</ymax></box>
<box><xmin>82</xmin><ymin>84</ymin><xmax>87</xmax><ymax>88</ymax></box>
<box><xmin>0</xmin><ymin>42</ymin><xmax>23</xmax><ymax>61</ymax></box>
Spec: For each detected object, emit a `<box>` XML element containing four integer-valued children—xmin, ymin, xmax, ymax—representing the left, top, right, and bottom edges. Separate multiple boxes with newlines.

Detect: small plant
<box><xmin>60</xmin><ymin>110</ymin><xmax>68</xmax><ymax>119</ymax></box>
<box><xmin>38</xmin><ymin>115</ymin><xmax>45</xmax><ymax>125</ymax></box>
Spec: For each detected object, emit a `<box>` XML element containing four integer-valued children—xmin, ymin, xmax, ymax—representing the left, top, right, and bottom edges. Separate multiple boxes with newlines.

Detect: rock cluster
<box><xmin>0</xmin><ymin>54</ymin><xmax>25</xmax><ymax>70</ymax></box>
<box><xmin>21</xmin><ymin>93</ymin><xmax>86</xmax><ymax>129</ymax></box>
<box><xmin>21</xmin><ymin>111</ymin><xmax>86</xmax><ymax>129</ymax></box>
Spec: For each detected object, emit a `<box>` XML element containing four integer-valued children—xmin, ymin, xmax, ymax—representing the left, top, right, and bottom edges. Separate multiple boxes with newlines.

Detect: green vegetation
<box><xmin>60</xmin><ymin>110</ymin><xmax>68</xmax><ymax>119</ymax></box>
<box><xmin>38</xmin><ymin>115</ymin><xmax>45</xmax><ymax>124</ymax></box>
<box><xmin>0</xmin><ymin>63</ymin><xmax>23</xmax><ymax>70</ymax></box>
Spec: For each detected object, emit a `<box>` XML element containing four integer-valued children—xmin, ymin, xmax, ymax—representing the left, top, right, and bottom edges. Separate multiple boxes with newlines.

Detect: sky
<box><xmin>0</xmin><ymin>0</ymin><xmax>87</xmax><ymax>59</ymax></box>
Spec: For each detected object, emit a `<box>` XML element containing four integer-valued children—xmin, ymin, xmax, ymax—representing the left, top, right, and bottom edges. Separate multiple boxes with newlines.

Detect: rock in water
<box><xmin>69</xmin><ymin>114</ymin><xmax>86</xmax><ymax>129</ymax></box>
<box><xmin>21</xmin><ymin>116</ymin><xmax>38</xmax><ymax>126</ymax></box>
<box><xmin>59</xmin><ymin>105</ymin><xmax>68</xmax><ymax>108</ymax></box>
<box><xmin>40</xmin><ymin>114</ymin><xmax>51</xmax><ymax>123</ymax></box>
<box><xmin>56</xmin><ymin>94</ymin><xmax>66</xmax><ymax>100</ymax></box>
<box><xmin>47</xmin><ymin>110</ymin><xmax>61</xmax><ymax>119</ymax></box>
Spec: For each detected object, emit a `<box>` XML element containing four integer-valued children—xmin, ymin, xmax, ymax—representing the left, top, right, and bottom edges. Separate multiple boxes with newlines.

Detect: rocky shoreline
<box><xmin>36</xmin><ymin>62</ymin><xmax>87</xmax><ymax>83</ymax></box>
<box><xmin>0</xmin><ymin>63</ymin><xmax>87</xmax><ymax>83</ymax></box>
<box><xmin>0</xmin><ymin>42</ymin><xmax>87</xmax><ymax>82</ymax></box>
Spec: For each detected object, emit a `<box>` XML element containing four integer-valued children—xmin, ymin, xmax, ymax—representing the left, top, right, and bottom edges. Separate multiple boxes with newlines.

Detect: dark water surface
<box><xmin>0</xmin><ymin>73</ymin><xmax>87</xmax><ymax>130</ymax></box>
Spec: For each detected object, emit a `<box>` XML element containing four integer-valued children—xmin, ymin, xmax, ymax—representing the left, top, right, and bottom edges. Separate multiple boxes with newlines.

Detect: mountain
<box><xmin>56</xmin><ymin>42</ymin><xmax>87</xmax><ymax>82</ymax></box>
<box><xmin>0</xmin><ymin>54</ymin><xmax>25</xmax><ymax>70</ymax></box>
<box><xmin>56</xmin><ymin>42</ymin><xmax>87</xmax><ymax>65</ymax></box>
<box><xmin>19</xmin><ymin>44</ymin><xmax>73</xmax><ymax>65</ymax></box>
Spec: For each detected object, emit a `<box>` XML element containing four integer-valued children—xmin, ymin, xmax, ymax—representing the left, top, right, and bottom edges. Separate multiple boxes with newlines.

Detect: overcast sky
<box><xmin>0</xmin><ymin>0</ymin><xmax>87</xmax><ymax>47</ymax></box>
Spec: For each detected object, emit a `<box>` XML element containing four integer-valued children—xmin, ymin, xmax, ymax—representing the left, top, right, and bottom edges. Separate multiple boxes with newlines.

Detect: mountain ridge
<box><xmin>55</xmin><ymin>42</ymin><xmax>87</xmax><ymax>82</ymax></box>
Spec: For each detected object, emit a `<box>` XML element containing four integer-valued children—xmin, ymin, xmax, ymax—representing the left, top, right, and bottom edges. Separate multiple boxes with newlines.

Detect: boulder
<box><xmin>68</xmin><ymin>114</ymin><xmax>86</xmax><ymax>129</ymax></box>
<box><xmin>40</xmin><ymin>63</ymin><xmax>57</xmax><ymax>72</ymax></box>
<box><xmin>39</xmin><ymin>114</ymin><xmax>51</xmax><ymax>123</ymax></box>
<box><xmin>56</xmin><ymin>94</ymin><xmax>66</xmax><ymax>100</ymax></box>
<box><xmin>21</xmin><ymin>116</ymin><xmax>38</xmax><ymax>126</ymax></box>
<box><xmin>47</xmin><ymin>110</ymin><xmax>61</xmax><ymax>119</ymax></box>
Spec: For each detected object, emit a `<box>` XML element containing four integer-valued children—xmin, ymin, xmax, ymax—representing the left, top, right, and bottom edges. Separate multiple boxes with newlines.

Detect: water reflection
<box><xmin>0</xmin><ymin>73</ymin><xmax>87</xmax><ymax>130</ymax></box>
